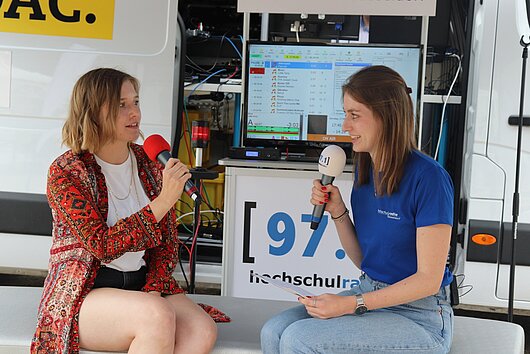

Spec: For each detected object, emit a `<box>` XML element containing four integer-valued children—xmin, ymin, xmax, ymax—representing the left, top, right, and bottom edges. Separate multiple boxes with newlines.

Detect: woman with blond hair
<box><xmin>32</xmin><ymin>68</ymin><xmax>217</xmax><ymax>354</ymax></box>
<box><xmin>261</xmin><ymin>65</ymin><xmax>454</xmax><ymax>354</ymax></box>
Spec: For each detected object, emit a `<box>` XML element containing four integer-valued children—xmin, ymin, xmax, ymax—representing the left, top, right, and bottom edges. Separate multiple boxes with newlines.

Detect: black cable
<box><xmin>174</xmin><ymin>206</ymin><xmax>187</xmax><ymax>215</ymax></box>
<box><xmin>186</xmin><ymin>56</ymin><xmax>214</xmax><ymax>73</ymax></box>
<box><xmin>179</xmin><ymin>198</ymin><xmax>195</xmax><ymax>213</ymax></box>
<box><xmin>214</xmin><ymin>208</ymin><xmax>223</xmax><ymax>224</ymax></box>
<box><xmin>178</xmin><ymin>246</ymin><xmax>190</xmax><ymax>290</ymax></box>
<box><xmin>186</xmin><ymin>32</ymin><xmax>231</xmax><ymax>76</ymax></box>
<box><xmin>201</xmin><ymin>212</ymin><xmax>212</xmax><ymax>227</ymax></box>
<box><xmin>200</xmin><ymin>197</ymin><xmax>216</xmax><ymax>212</ymax></box>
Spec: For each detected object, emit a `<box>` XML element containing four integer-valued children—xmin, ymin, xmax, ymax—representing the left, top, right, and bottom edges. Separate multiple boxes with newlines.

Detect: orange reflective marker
<box><xmin>471</xmin><ymin>234</ymin><xmax>497</xmax><ymax>246</ymax></box>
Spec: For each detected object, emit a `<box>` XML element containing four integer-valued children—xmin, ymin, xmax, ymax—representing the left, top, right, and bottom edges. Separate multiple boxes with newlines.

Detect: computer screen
<box><xmin>243</xmin><ymin>42</ymin><xmax>422</xmax><ymax>154</ymax></box>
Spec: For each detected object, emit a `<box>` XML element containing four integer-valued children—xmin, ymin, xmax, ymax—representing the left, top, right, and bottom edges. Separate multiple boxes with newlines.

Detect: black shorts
<box><xmin>92</xmin><ymin>266</ymin><xmax>147</xmax><ymax>291</ymax></box>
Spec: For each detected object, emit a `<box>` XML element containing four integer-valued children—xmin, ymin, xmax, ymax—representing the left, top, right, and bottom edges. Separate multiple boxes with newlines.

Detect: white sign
<box><xmin>237</xmin><ymin>0</ymin><xmax>437</xmax><ymax>16</ymax></box>
<box><xmin>0</xmin><ymin>51</ymin><xmax>11</xmax><ymax>108</ymax></box>
<box><xmin>222</xmin><ymin>166</ymin><xmax>362</xmax><ymax>301</ymax></box>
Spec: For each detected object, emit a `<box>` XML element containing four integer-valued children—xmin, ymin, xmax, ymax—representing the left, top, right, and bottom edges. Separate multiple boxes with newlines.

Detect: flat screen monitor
<box><xmin>242</xmin><ymin>41</ymin><xmax>422</xmax><ymax>154</ymax></box>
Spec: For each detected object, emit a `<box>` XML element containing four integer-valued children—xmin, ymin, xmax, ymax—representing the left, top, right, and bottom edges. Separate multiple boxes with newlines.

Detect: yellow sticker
<box><xmin>0</xmin><ymin>0</ymin><xmax>115</xmax><ymax>40</ymax></box>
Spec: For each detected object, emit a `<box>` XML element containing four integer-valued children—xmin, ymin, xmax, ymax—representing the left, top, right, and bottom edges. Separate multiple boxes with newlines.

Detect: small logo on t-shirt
<box><xmin>377</xmin><ymin>209</ymin><xmax>401</xmax><ymax>220</ymax></box>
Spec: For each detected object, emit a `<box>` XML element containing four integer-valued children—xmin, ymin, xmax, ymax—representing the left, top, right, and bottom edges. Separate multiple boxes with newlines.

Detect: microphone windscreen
<box><xmin>318</xmin><ymin>145</ymin><xmax>347</xmax><ymax>177</ymax></box>
<box><xmin>143</xmin><ymin>134</ymin><xmax>171</xmax><ymax>162</ymax></box>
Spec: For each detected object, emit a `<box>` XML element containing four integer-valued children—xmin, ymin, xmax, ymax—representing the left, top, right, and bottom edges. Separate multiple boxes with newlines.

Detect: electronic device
<box><xmin>228</xmin><ymin>147</ymin><xmax>281</xmax><ymax>161</ymax></box>
<box><xmin>268</xmin><ymin>14</ymin><xmax>360</xmax><ymax>41</ymax></box>
<box><xmin>242</xmin><ymin>41</ymin><xmax>422</xmax><ymax>155</ymax></box>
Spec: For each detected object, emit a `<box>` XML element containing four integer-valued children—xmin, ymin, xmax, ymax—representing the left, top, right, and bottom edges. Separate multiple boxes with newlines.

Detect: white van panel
<box><xmin>0</xmin><ymin>1</ymin><xmax>172</xmax><ymax>56</ymax></box>
<box><xmin>465</xmin><ymin>0</ymin><xmax>499</xmax><ymax>156</ymax></box>
<box><xmin>0</xmin><ymin>233</ymin><xmax>51</xmax><ymax>272</ymax></box>
<box><xmin>0</xmin><ymin>0</ymin><xmax>177</xmax><ymax>195</ymax></box>
<box><xmin>462</xmin><ymin>0</ymin><xmax>530</xmax><ymax>308</ymax></box>
<box><xmin>468</xmin><ymin>154</ymin><xmax>505</xmax><ymax>200</ymax></box>
<box><xmin>486</xmin><ymin>0</ymin><xmax>530</xmax><ymax>223</ymax></box>
<box><xmin>461</xmin><ymin>262</ymin><xmax>530</xmax><ymax>309</ymax></box>
<box><xmin>496</xmin><ymin>264</ymin><xmax>530</xmax><ymax>304</ymax></box>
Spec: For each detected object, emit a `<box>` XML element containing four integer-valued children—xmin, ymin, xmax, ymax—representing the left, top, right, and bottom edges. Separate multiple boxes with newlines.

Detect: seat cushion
<box><xmin>0</xmin><ymin>286</ymin><xmax>524</xmax><ymax>354</ymax></box>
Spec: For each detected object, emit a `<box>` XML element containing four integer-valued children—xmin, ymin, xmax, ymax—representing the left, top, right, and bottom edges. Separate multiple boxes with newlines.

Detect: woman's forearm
<box><xmin>332</xmin><ymin>211</ymin><xmax>363</xmax><ymax>269</ymax></box>
<box><xmin>362</xmin><ymin>271</ymin><xmax>443</xmax><ymax>312</ymax></box>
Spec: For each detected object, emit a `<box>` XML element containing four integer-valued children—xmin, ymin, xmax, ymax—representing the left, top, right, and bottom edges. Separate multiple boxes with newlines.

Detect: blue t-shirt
<box><xmin>351</xmin><ymin>150</ymin><xmax>454</xmax><ymax>287</ymax></box>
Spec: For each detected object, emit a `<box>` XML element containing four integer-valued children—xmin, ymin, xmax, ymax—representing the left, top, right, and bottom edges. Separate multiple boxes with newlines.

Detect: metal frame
<box><xmin>237</xmin><ymin>2</ymin><xmax>435</xmax><ymax>146</ymax></box>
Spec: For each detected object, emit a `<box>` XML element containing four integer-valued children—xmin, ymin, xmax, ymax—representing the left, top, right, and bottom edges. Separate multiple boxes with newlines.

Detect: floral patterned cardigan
<box><xmin>31</xmin><ymin>143</ymin><xmax>184</xmax><ymax>353</ymax></box>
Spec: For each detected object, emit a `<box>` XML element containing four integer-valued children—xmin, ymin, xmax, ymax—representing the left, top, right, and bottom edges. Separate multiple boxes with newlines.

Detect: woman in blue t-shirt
<box><xmin>261</xmin><ymin>65</ymin><xmax>454</xmax><ymax>354</ymax></box>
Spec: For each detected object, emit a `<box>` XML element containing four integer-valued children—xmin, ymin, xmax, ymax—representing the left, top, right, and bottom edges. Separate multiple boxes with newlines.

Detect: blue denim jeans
<box><xmin>260</xmin><ymin>273</ymin><xmax>453</xmax><ymax>353</ymax></box>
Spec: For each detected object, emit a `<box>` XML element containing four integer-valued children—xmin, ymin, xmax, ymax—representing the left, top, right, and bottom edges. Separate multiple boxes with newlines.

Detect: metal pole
<box><xmin>188</xmin><ymin>188</ymin><xmax>201</xmax><ymax>294</ymax></box>
<box><xmin>508</xmin><ymin>36</ymin><xmax>529</xmax><ymax>322</ymax></box>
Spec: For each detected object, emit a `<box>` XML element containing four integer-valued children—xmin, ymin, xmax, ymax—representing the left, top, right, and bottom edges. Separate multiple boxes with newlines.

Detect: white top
<box><xmin>94</xmin><ymin>150</ymin><xmax>150</xmax><ymax>271</ymax></box>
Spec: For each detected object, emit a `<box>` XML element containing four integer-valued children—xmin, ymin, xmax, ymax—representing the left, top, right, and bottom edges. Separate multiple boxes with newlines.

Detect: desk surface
<box><xmin>218</xmin><ymin>158</ymin><xmax>354</xmax><ymax>172</ymax></box>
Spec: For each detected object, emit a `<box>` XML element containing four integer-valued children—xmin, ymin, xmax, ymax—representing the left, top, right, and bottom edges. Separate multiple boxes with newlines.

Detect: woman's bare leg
<box><xmin>78</xmin><ymin>288</ymin><xmax>176</xmax><ymax>353</ymax></box>
<box><xmin>164</xmin><ymin>293</ymin><xmax>218</xmax><ymax>354</ymax></box>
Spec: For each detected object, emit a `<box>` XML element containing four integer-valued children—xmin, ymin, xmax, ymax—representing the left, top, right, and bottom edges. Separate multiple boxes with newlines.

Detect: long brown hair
<box><xmin>62</xmin><ymin>68</ymin><xmax>140</xmax><ymax>154</ymax></box>
<box><xmin>342</xmin><ymin>65</ymin><xmax>416</xmax><ymax>195</ymax></box>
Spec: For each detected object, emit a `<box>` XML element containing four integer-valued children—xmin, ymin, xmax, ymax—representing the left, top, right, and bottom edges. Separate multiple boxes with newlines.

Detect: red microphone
<box><xmin>143</xmin><ymin>134</ymin><xmax>201</xmax><ymax>203</ymax></box>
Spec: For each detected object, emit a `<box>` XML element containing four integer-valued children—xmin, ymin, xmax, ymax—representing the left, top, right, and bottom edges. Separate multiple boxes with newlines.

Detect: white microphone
<box><xmin>310</xmin><ymin>145</ymin><xmax>347</xmax><ymax>230</ymax></box>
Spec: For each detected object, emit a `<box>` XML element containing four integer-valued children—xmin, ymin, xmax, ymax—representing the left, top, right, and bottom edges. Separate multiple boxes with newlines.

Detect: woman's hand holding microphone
<box><xmin>150</xmin><ymin>158</ymin><xmax>191</xmax><ymax>222</ymax></box>
<box><xmin>310</xmin><ymin>179</ymin><xmax>347</xmax><ymax>220</ymax></box>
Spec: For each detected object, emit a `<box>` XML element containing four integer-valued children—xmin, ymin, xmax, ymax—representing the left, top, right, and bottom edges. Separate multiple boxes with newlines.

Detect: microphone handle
<box><xmin>310</xmin><ymin>175</ymin><xmax>335</xmax><ymax>230</ymax></box>
<box><xmin>321</xmin><ymin>174</ymin><xmax>335</xmax><ymax>186</ymax></box>
<box><xmin>157</xmin><ymin>150</ymin><xmax>172</xmax><ymax>166</ymax></box>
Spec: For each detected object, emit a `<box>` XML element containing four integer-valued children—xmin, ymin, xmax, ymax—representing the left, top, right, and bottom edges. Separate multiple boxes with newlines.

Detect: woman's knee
<box><xmin>260</xmin><ymin>316</ymin><xmax>283</xmax><ymax>346</ymax></box>
<box><xmin>191</xmin><ymin>309</ymin><xmax>218</xmax><ymax>349</ymax></box>
<box><xmin>196</xmin><ymin>313</ymin><xmax>217</xmax><ymax>344</ymax></box>
<box><xmin>138</xmin><ymin>295</ymin><xmax>176</xmax><ymax>341</ymax></box>
<box><xmin>261</xmin><ymin>317</ymin><xmax>278</xmax><ymax>339</ymax></box>
<box><xmin>279</xmin><ymin>323</ymin><xmax>311</xmax><ymax>353</ymax></box>
<box><xmin>261</xmin><ymin>307</ymin><xmax>307</xmax><ymax>340</ymax></box>
<box><xmin>172</xmin><ymin>306</ymin><xmax>217</xmax><ymax>354</ymax></box>
<box><xmin>203</xmin><ymin>317</ymin><xmax>218</xmax><ymax>349</ymax></box>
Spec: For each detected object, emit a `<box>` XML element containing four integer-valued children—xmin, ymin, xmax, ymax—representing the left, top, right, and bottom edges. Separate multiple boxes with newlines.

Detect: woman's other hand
<box><xmin>299</xmin><ymin>293</ymin><xmax>355</xmax><ymax>319</ymax></box>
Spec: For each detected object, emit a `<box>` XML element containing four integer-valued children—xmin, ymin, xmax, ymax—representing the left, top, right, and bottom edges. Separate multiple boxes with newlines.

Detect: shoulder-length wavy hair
<box><xmin>62</xmin><ymin>68</ymin><xmax>140</xmax><ymax>154</ymax></box>
<box><xmin>342</xmin><ymin>65</ymin><xmax>416</xmax><ymax>195</ymax></box>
